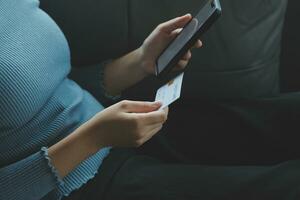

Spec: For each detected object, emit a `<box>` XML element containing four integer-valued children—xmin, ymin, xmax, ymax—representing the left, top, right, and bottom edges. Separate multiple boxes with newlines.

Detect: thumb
<box><xmin>159</xmin><ymin>14</ymin><xmax>192</xmax><ymax>33</ymax></box>
<box><xmin>168</xmin><ymin>28</ymin><xmax>183</xmax><ymax>41</ymax></box>
<box><xmin>122</xmin><ymin>101</ymin><xmax>162</xmax><ymax>113</ymax></box>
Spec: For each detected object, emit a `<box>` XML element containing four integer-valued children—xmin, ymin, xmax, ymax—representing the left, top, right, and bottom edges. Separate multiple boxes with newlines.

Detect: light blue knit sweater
<box><xmin>0</xmin><ymin>0</ymin><xmax>110</xmax><ymax>199</ymax></box>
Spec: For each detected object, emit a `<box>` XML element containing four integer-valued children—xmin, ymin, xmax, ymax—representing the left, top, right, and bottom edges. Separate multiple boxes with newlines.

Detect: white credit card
<box><xmin>155</xmin><ymin>73</ymin><xmax>184</xmax><ymax>109</ymax></box>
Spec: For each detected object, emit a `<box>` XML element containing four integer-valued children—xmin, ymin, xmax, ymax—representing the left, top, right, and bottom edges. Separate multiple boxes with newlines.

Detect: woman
<box><xmin>1</xmin><ymin>1</ymin><xmax>300</xmax><ymax>200</ymax></box>
<box><xmin>0</xmin><ymin>0</ymin><xmax>200</xmax><ymax>199</ymax></box>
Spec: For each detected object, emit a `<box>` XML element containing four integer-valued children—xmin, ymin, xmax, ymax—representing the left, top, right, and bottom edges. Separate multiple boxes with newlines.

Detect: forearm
<box><xmin>103</xmin><ymin>48</ymin><xmax>148</xmax><ymax>96</ymax></box>
<box><xmin>48</xmin><ymin>124</ymin><xmax>101</xmax><ymax>178</ymax></box>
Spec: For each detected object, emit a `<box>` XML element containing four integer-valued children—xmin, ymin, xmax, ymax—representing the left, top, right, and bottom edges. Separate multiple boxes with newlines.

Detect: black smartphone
<box><xmin>155</xmin><ymin>0</ymin><xmax>222</xmax><ymax>78</ymax></box>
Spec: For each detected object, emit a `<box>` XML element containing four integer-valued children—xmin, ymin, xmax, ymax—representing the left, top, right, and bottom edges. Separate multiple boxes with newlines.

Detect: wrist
<box><xmin>48</xmin><ymin>123</ymin><xmax>102</xmax><ymax>178</ymax></box>
<box><xmin>136</xmin><ymin>47</ymin><xmax>155</xmax><ymax>77</ymax></box>
<box><xmin>79</xmin><ymin>118</ymin><xmax>113</xmax><ymax>154</ymax></box>
<box><xmin>75</xmin><ymin>123</ymin><xmax>104</xmax><ymax>155</ymax></box>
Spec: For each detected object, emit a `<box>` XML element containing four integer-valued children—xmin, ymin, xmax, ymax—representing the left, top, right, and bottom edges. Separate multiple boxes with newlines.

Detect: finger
<box><xmin>192</xmin><ymin>40</ymin><xmax>203</xmax><ymax>49</ymax></box>
<box><xmin>172</xmin><ymin>60</ymin><xmax>189</xmax><ymax>71</ymax></box>
<box><xmin>168</xmin><ymin>28</ymin><xmax>183</xmax><ymax>40</ymax></box>
<box><xmin>182</xmin><ymin>50</ymin><xmax>192</xmax><ymax>61</ymax></box>
<box><xmin>170</xmin><ymin>28</ymin><xmax>182</xmax><ymax>38</ymax></box>
<box><xmin>136</xmin><ymin>109</ymin><xmax>168</xmax><ymax>125</ymax></box>
<box><xmin>163</xmin><ymin>107</ymin><xmax>169</xmax><ymax>117</ymax></box>
<box><xmin>158</xmin><ymin>14</ymin><xmax>192</xmax><ymax>33</ymax></box>
<box><xmin>121</xmin><ymin>100</ymin><xmax>162</xmax><ymax>113</ymax></box>
<box><xmin>172</xmin><ymin>28</ymin><xmax>183</xmax><ymax>35</ymax></box>
<box><xmin>144</xmin><ymin>123</ymin><xmax>165</xmax><ymax>134</ymax></box>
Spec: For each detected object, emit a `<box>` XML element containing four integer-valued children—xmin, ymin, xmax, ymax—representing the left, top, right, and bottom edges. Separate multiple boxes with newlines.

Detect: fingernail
<box><xmin>154</xmin><ymin>101</ymin><xmax>163</xmax><ymax>107</ymax></box>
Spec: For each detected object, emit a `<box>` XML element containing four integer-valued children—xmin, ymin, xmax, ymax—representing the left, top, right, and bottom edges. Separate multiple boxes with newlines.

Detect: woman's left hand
<box><xmin>138</xmin><ymin>14</ymin><xmax>203</xmax><ymax>75</ymax></box>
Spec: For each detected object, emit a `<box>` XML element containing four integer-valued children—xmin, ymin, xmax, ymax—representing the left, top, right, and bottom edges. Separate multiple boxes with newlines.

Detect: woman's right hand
<box><xmin>48</xmin><ymin>100</ymin><xmax>167</xmax><ymax>178</ymax></box>
<box><xmin>85</xmin><ymin>100</ymin><xmax>168</xmax><ymax>150</ymax></box>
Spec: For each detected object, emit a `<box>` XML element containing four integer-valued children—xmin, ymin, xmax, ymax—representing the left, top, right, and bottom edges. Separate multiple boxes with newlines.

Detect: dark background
<box><xmin>41</xmin><ymin>0</ymin><xmax>300</xmax><ymax>97</ymax></box>
<box><xmin>281</xmin><ymin>0</ymin><xmax>300</xmax><ymax>92</ymax></box>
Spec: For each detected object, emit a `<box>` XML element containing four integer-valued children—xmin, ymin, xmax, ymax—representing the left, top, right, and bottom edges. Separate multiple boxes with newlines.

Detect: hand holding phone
<box><xmin>156</xmin><ymin>0</ymin><xmax>222</xmax><ymax>78</ymax></box>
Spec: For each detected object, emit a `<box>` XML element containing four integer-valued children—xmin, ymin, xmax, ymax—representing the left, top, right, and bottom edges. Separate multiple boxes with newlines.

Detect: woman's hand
<box><xmin>139</xmin><ymin>14</ymin><xmax>203</xmax><ymax>75</ymax></box>
<box><xmin>103</xmin><ymin>14</ymin><xmax>202</xmax><ymax>96</ymax></box>
<box><xmin>85</xmin><ymin>100</ymin><xmax>168</xmax><ymax>149</ymax></box>
<box><xmin>48</xmin><ymin>100</ymin><xmax>167</xmax><ymax>178</ymax></box>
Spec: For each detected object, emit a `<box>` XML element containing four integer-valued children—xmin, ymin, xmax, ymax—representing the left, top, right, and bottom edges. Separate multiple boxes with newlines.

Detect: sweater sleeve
<box><xmin>0</xmin><ymin>147</ymin><xmax>63</xmax><ymax>200</ymax></box>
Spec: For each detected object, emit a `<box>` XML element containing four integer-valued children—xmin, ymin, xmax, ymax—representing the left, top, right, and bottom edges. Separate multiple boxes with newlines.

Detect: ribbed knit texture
<box><xmin>0</xmin><ymin>0</ymin><xmax>110</xmax><ymax>199</ymax></box>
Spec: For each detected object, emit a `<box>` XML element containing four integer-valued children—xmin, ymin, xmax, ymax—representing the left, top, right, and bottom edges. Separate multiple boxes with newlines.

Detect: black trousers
<box><xmin>65</xmin><ymin>92</ymin><xmax>300</xmax><ymax>200</ymax></box>
<box><xmin>66</xmin><ymin>149</ymin><xmax>300</xmax><ymax>200</ymax></box>
<box><xmin>160</xmin><ymin>92</ymin><xmax>300</xmax><ymax>165</ymax></box>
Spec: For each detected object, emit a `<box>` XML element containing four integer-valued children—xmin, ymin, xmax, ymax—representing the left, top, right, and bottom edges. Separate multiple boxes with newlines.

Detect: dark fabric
<box><xmin>65</xmin><ymin>145</ymin><xmax>300</xmax><ymax>200</ymax></box>
<box><xmin>280</xmin><ymin>0</ymin><xmax>300</xmax><ymax>92</ymax></box>
<box><xmin>104</xmin><ymin>155</ymin><xmax>300</xmax><ymax>200</ymax></box>
<box><xmin>161</xmin><ymin>92</ymin><xmax>300</xmax><ymax>165</ymax></box>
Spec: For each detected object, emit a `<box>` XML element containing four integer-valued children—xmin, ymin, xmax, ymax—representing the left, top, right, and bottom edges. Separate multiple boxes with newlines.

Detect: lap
<box><xmin>65</xmin><ymin>147</ymin><xmax>300</xmax><ymax>200</ymax></box>
<box><xmin>161</xmin><ymin>92</ymin><xmax>300</xmax><ymax>164</ymax></box>
<box><xmin>65</xmin><ymin>92</ymin><xmax>300</xmax><ymax>200</ymax></box>
<box><xmin>104</xmin><ymin>150</ymin><xmax>300</xmax><ymax>200</ymax></box>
